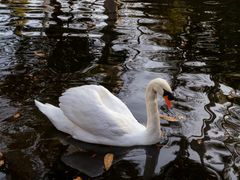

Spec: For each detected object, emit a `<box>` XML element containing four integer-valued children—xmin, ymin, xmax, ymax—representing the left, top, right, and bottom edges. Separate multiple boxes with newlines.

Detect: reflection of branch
<box><xmin>50</xmin><ymin>0</ymin><xmax>64</xmax><ymax>25</ymax></box>
<box><xmin>4</xmin><ymin>0</ymin><xmax>29</xmax><ymax>36</ymax></box>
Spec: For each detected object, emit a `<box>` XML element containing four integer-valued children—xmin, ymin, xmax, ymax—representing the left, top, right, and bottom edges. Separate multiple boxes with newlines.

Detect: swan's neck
<box><xmin>145</xmin><ymin>84</ymin><xmax>161</xmax><ymax>135</ymax></box>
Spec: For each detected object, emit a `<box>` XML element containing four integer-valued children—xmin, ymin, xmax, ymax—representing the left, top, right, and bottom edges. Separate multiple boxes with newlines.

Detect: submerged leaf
<box><xmin>0</xmin><ymin>152</ymin><xmax>4</xmax><ymax>167</ymax></box>
<box><xmin>13</xmin><ymin>112</ymin><xmax>21</xmax><ymax>119</ymax></box>
<box><xmin>104</xmin><ymin>153</ymin><xmax>114</xmax><ymax>171</ymax></box>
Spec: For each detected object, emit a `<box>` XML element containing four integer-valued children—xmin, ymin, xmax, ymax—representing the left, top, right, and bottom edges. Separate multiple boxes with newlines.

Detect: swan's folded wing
<box><xmin>59</xmin><ymin>85</ymin><xmax>143</xmax><ymax>139</ymax></box>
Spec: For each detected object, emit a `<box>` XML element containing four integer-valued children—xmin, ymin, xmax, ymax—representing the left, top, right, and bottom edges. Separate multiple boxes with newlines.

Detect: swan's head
<box><xmin>148</xmin><ymin>78</ymin><xmax>175</xmax><ymax>109</ymax></box>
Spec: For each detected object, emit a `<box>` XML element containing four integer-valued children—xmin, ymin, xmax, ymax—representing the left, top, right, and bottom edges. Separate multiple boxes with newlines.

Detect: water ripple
<box><xmin>0</xmin><ymin>0</ymin><xmax>240</xmax><ymax>179</ymax></box>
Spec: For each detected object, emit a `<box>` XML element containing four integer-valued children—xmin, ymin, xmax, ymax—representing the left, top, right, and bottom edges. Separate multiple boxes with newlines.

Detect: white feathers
<box><xmin>35</xmin><ymin>78</ymin><xmax>173</xmax><ymax>146</ymax></box>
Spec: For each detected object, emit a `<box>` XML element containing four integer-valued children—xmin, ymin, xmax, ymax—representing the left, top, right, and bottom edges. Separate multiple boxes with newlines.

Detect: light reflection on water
<box><xmin>0</xmin><ymin>0</ymin><xmax>240</xmax><ymax>179</ymax></box>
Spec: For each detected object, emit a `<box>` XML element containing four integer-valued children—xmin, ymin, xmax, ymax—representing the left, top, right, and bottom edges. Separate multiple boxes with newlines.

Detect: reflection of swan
<box><xmin>61</xmin><ymin>142</ymin><xmax>160</xmax><ymax>177</ymax></box>
<box><xmin>35</xmin><ymin>78</ymin><xmax>174</xmax><ymax>146</ymax></box>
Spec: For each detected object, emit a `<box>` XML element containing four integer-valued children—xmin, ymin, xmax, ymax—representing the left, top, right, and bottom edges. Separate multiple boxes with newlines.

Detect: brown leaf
<box><xmin>0</xmin><ymin>152</ymin><xmax>4</xmax><ymax>168</ymax></box>
<box><xmin>13</xmin><ymin>112</ymin><xmax>21</xmax><ymax>119</ymax></box>
<box><xmin>159</xmin><ymin>114</ymin><xmax>177</xmax><ymax>122</ymax></box>
<box><xmin>0</xmin><ymin>160</ymin><xmax>4</xmax><ymax>167</ymax></box>
<box><xmin>34</xmin><ymin>51</ymin><xmax>46</xmax><ymax>58</ymax></box>
<box><xmin>73</xmin><ymin>176</ymin><xmax>82</xmax><ymax>180</ymax></box>
<box><xmin>104</xmin><ymin>153</ymin><xmax>114</xmax><ymax>171</ymax></box>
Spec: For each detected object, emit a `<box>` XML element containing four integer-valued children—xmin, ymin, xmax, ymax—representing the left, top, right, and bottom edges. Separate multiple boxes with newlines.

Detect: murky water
<box><xmin>0</xmin><ymin>0</ymin><xmax>240</xmax><ymax>179</ymax></box>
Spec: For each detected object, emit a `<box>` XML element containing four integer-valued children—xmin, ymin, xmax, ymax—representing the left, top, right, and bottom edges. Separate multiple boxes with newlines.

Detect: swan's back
<box><xmin>59</xmin><ymin>85</ymin><xmax>145</xmax><ymax>140</ymax></box>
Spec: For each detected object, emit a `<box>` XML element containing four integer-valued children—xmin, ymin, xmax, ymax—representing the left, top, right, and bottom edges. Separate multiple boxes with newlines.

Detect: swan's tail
<box><xmin>34</xmin><ymin>100</ymin><xmax>75</xmax><ymax>133</ymax></box>
<box><xmin>34</xmin><ymin>100</ymin><xmax>61</xmax><ymax>123</ymax></box>
<box><xmin>35</xmin><ymin>100</ymin><xmax>51</xmax><ymax>114</ymax></box>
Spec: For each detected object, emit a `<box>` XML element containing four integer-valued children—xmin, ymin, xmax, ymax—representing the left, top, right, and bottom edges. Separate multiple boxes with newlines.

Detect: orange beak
<box><xmin>164</xmin><ymin>96</ymin><xmax>172</xmax><ymax>109</ymax></box>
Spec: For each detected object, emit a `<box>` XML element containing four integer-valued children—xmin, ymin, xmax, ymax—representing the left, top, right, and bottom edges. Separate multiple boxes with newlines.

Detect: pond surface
<box><xmin>0</xmin><ymin>0</ymin><xmax>240</xmax><ymax>179</ymax></box>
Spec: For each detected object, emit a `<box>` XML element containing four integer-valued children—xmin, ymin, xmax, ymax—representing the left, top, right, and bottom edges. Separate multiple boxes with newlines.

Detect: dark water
<box><xmin>0</xmin><ymin>0</ymin><xmax>240</xmax><ymax>179</ymax></box>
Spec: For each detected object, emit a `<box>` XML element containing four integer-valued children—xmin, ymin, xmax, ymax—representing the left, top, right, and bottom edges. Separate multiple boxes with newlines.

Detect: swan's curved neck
<box><xmin>145</xmin><ymin>84</ymin><xmax>160</xmax><ymax>134</ymax></box>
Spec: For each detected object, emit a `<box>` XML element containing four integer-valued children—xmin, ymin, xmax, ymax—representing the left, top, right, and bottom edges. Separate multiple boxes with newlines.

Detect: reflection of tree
<box><xmin>2</xmin><ymin>0</ymin><xmax>29</xmax><ymax>36</ymax></box>
<box><xmin>1</xmin><ymin>7</ymin><xmax>123</xmax><ymax>180</ymax></box>
<box><xmin>166</xmin><ymin>0</ymin><xmax>189</xmax><ymax>35</ymax></box>
<box><xmin>56</xmin><ymin>136</ymin><xmax>161</xmax><ymax>179</ymax></box>
<box><xmin>0</xmin><ymin>6</ymin><xmax>126</xmax><ymax>179</ymax></box>
<box><xmin>142</xmin><ymin>0</ymin><xmax>190</xmax><ymax>36</ymax></box>
<box><xmin>47</xmin><ymin>37</ymin><xmax>94</xmax><ymax>73</ymax></box>
<box><xmin>155</xmin><ymin>137</ymin><xmax>221</xmax><ymax>180</ymax></box>
<box><xmin>0</xmin><ymin>0</ymin><xmax>124</xmax><ymax>103</ymax></box>
<box><xmin>45</xmin><ymin>0</ymin><xmax>74</xmax><ymax>38</ymax></box>
<box><xmin>175</xmin><ymin>1</ymin><xmax>239</xmax><ymax>179</ymax></box>
<box><xmin>50</xmin><ymin>135</ymin><xmax>221</xmax><ymax>179</ymax></box>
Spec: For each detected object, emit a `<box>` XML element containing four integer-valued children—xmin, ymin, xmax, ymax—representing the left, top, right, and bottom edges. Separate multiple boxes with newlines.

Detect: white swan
<box><xmin>35</xmin><ymin>78</ymin><xmax>174</xmax><ymax>146</ymax></box>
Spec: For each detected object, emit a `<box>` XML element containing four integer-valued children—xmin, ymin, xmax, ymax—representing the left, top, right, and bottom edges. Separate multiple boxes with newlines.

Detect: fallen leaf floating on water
<box><xmin>0</xmin><ymin>159</ymin><xmax>4</xmax><ymax>167</ymax></box>
<box><xmin>104</xmin><ymin>153</ymin><xmax>114</xmax><ymax>171</ymax></box>
<box><xmin>13</xmin><ymin>112</ymin><xmax>21</xmax><ymax>119</ymax></box>
<box><xmin>197</xmin><ymin>139</ymin><xmax>203</xmax><ymax>144</ymax></box>
<box><xmin>73</xmin><ymin>176</ymin><xmax>82</xmax><ymax>180</ymax></box>
<box><xmin>159</xmin><ymin>114</ymin><xmax>177</xmax><ymax>122</ymax></box>
<box><xmin>0</xmin><ymin>152</ymin><xmax>4</xmax><ymax>168</ymax></box>
<box><xmin>34</xmin><ymin>51</ymin><xmax>46</xmax><ymax>58</ymax></box>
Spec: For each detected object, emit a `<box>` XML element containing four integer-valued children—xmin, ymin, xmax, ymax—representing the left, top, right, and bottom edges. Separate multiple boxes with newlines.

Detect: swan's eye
<box><xmin>163</xmin><ymin>90</ymin><xmax>175</xmax><ymax>100</ymax></box>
